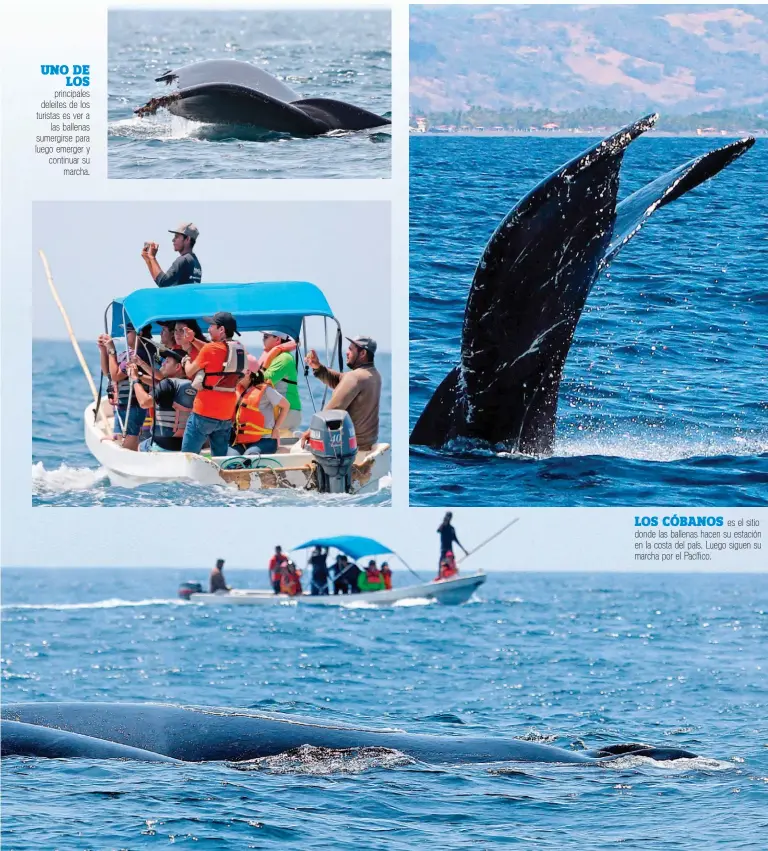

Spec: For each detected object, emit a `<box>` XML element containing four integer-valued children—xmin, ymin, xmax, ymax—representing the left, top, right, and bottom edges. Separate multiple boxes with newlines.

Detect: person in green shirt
<box><xmin>259</xmin><ymin>331</ymin><xmax>302</xmax><ymax>431</ymax></box>
<box><xmin>358</xmin><ymin>560</ymin><xmax>386</xmax><ymax>593</ymax></box>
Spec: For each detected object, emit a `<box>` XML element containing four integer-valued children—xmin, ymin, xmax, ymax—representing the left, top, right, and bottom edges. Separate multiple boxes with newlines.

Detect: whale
<box><xmin>409</xmin><ymin>114</ymin><xmax>754</xmax><ymax>456</ymax></box>
<box><xmin>135</xmin><ymin>59</ymin><xmax>391</xmax><ymax>135</ymax></box>
<box><xmin>1</xmin><ymin>703</ymin><xmax>698</xmax><ymax>765</ymax></box>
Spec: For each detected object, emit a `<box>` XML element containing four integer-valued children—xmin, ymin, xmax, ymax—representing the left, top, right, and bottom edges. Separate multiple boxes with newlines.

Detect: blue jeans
<box><xmin>115</xmin><ymin>405</ymin><xmax>146</xmax><ymax>438</ymax></box>
<box><xmin>181</xmin><ymin>412</ymin><xmax>232</xmax><ymax>457</ymax></box>
<box><xmin>139</xmin><ymin>438</ymin><xmax>173</xmax><ymax>453</ymax></box>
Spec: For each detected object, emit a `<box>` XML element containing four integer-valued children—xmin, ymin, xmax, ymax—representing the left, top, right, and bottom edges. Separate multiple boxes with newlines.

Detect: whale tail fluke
<box><xmin>410</xmin><ymin>115</ymin><xmax>755</xmax><ymax>455</ymax></box>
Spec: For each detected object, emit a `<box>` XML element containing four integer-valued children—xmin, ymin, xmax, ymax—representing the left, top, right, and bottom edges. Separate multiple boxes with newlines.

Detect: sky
<box><xmin>33</xmin><ymin>200</ymin><xmax>391</xmax><ymax>350</ymax></box>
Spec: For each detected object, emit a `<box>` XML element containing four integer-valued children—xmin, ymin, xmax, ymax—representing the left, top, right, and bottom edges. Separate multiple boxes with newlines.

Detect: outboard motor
<box><xmin>307</xmin><ymin>409</ymin><xmax>358</xmax><ymax>494</ymax></box>
<box><xmin>178</xmin><ymin>581</ymin><xmax>203</xmax><ymax>600</ymax></box>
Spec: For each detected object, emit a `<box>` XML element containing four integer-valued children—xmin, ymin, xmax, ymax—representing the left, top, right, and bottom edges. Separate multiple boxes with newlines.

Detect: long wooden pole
<box><xmin>39</xmin><ymin>249</ymin><xmax>98</xmax><ymax>402</ymax></box>
<box><xmin>458</xmin><ymin>517</ymin><xmax>520</xmax><ymax>565</ymax></box>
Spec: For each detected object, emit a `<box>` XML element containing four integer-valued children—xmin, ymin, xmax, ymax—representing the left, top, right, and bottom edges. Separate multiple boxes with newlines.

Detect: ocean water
<box><xmin>410</xmin><ymin>136</ymin><xmax>768</xmax><ymax>506</ymax></box>
<box><xmin>2</xmin><ymin>569</ymin><xmax>766</xmax><ymax>850</ymax></box>
<box><xmin>108</xmin><ymin>10</ymin><xmax>391</xmax><ymax>179</ymax></box>
<box><xmin>32</xmin><ymin>342</ymin><xmax>391</xmax><ymax>507</ymax></box>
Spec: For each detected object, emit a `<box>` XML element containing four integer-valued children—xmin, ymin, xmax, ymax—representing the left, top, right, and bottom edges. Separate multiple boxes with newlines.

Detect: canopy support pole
<box><xmin>392</xmin><ymin>551</ymin><xmax>423</xmax><ymax>582</ymax></box>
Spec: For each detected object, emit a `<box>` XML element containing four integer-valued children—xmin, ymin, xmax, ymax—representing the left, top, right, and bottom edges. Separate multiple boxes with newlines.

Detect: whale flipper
<box><xmin>410</xmin><ymin>116</ymin><xmax>754</xmax><ymax>455</ymax></box>
<box><xmin>156</xmin><ymin>58</ymin><xmax>300</xmax><ymax>103</ymax></box>
<box><xmin>0</xmin><ymin>719</ymin><xmax>181</xmax><ymax>762</ymax></box>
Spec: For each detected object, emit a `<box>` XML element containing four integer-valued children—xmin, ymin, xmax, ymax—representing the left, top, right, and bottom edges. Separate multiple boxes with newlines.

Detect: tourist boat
<box><xmin>84</xmin><ymin>281</ymin><xmax>391</xmax><ymax>492</ymax></box>
<box><xmin>179</xmin><ymin>536</ymin><xmax>487</xmax><ymax>607</ymax></box>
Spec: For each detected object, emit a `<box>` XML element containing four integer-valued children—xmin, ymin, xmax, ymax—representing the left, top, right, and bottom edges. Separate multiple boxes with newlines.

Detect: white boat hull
<box><xmin>188</xmin><ymin>573</ymin><xmax>486</xmax><ymax>607</ymax></box>
<box><xmin>84</xmin><ymin>400</ymin><xmax>390</xmax><ymax>493</ymax></box>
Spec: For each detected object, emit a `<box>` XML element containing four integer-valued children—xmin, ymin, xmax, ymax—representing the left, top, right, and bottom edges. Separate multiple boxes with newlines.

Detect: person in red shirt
<box><xmin>179</xmin><ymin>312</ymin><xmax>246</xmax><ymax>457</ymax></box>
<box><xmin>268</xmin><ymin>545</ymin><xmax>288</xmax><ymax>594</ymax></box>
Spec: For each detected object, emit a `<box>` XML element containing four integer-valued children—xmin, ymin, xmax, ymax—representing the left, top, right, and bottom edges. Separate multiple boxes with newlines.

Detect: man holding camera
<box><xmin>141</xmin><ymin>222</ymin><xmax>202</xmax><ymax>288</ymax></box>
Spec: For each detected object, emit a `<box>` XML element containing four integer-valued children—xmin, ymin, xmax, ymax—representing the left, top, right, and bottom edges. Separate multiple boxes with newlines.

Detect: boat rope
<box><xmin>458</xmin><ymin>518</ymin><xmax>520</xmax><ymax>565</ymax></box>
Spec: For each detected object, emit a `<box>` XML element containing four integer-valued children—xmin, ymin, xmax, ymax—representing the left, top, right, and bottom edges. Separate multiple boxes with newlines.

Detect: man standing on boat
<box><xmin>438</xmin><ymin>512</ymin><xmax>468</xmax><ymax>566</ymax></box>
<box><xmin>209</xmin><ymin>559</ymin><xmax>230</xmax><ymax>594</ymax></box>
<box><xmin>142</xmin><ymin>222</ymin><xmax>202</xmax><ymax>288</ymax></box>
<box><xmin>309</xmin><ymin>546</ymin><xmax>330</xmax><ymax>596</ymax></box>
<box><xmin>301</xmin><ymin>336</ymin><xmax>381</xmax><ymax>451</ymax></box>
<box><xmin>269</xmin><ymin>546</ymin><xmax>288</xmax><ymax>594</ymax></box>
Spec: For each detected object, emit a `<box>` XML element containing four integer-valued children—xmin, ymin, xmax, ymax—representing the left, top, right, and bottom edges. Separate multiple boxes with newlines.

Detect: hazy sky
<box><xmin>33</xmin><ymin>200</ymin><xmax>391</xmax><ymax>349</ymax></box>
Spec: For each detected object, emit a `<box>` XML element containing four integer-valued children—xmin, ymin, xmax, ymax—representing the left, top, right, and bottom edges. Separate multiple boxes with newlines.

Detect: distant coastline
<box><xmin>410</xmin><ymin>128</ymin><xmax>766</xmax><ymax>139</ymax></box>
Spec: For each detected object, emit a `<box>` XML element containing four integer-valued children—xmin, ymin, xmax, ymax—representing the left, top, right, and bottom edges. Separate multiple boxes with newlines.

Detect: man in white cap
<box><xmin>141</xmin><ymin>222</ymin><xmax>202</xmax><ymax>288</ymax></box>
<box><xmin>302</xmin><ymin>335</ymin><xmax>381</xmax><ymax>451</ymax></box>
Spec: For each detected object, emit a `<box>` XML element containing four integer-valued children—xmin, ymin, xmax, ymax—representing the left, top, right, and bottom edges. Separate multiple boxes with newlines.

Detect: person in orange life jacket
<box><xmin>381</xmin><ymin>561</ymin><xmax>392</xmax><ymax>590</ymax></box>
<box><xmin>437</xmin><ymin>551</ymin><xmax>459</xmax><ymax>581</ymax></box>
<box><xmin>142</xmin><ymin>222</ymin><xmax>202</xmax><ymax>288</ymax></box>
<box><xmin>180</xmin><ymin>312</ymin><xmax>247</xmax><ymax>457</ymax></box>
<box><xmin>228</xmin><ymin>357</ymin><xmax>289</xmax><ymax>456</ymax></box>
<box><xmin>280</xmin><ymin>560</ymin><xmax>302</xmax><ymax>597</ymax></box>
<box><xmin>358</xmin><ymin>560</ymin><xmax>386</xmax><ymax>592</ymax></box>
<box><xmin>301</xmin><ymin>336</ymin><xmax>381</xmax><ymax>452</ymax></box>
<box><xmin>259</xmin><ymin>331</ymin><xmax>302</xmax><ymax>431</ymax></box>
<box><xmin>269</xmin><ymin>546</ymin><xmax>288</xmax><ymax>594</ymax></box>
<box><xmin>97</xmin><ymin>323</ymin><xmax>154</xmax><ymax>451</ymax></box>
<box><xmin>127</xmin><ymin>351</ymin><xmax>198</xmax><ymax>453</ymax></box>
<box><xmin>210</xmin><ymin>559</ymin><xmax>230</xmax><ymax>594</ymax></box>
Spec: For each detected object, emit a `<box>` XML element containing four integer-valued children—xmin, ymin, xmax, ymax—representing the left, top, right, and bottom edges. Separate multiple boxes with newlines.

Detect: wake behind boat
<box><xmin>83</xmin><ymin>281</ymin><xmax>390</xmax><ymax>493</ymax></box>
<box><xmin>178</xmin><ymin>536</ymin><xmax>487</xmax><ymax>607</ymax></box>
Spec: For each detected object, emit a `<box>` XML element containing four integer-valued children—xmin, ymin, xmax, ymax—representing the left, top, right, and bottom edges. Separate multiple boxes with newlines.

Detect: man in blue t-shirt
<box><xmin>437</xmin><ymin>512</ymin><xmax>468</xmax><ymax>565</ymax></box>
<box><xmin>142</xmin><ymin>222</ymin><xmax>202</xmax><ymax>287</ymax></box>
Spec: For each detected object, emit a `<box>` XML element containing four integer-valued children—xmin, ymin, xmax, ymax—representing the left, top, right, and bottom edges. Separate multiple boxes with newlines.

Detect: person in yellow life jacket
<box><xmin>381</xmin><ymin>561</ymin><xmax>392</xmax><ymax>590</ymax></box>
<box><xmin>358</xmin><ymin>560</ymin><xmax>386</xmax><ymax>593</ymax></box>
<box><xmin>437</xmin><ymin>551</ymin><xmax>459</xmax><ymax>581</ymax></box>
<box><xmin>228</xmin><ymin>360</ymin><xmax>290</xmax><ymax>456</ymax></box>
<box><xmin>280</xmin><ymin>560</ymin><xmax>303</xmax><ymax>597</ymax></box>
<box><xmin>258</xmin><ymin>331</ymin><xmax>302</xmax><ymax>431</ymax></box>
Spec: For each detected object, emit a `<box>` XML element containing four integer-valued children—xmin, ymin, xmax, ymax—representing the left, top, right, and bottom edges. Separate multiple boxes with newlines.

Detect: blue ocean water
<box><xmin>2</xmin><ymin>569</ymin><xmax>766</xmax><ymax>849</ymax></box>
<box><xmin>410</xmin><ymin>136</ymin><xmax>768</xmax><ymax>506</ymax></box>
<box><xmin>108</xmin><ymin>10</ymin><xmax>391</xmax><ymax>179</ymax></box>
<box><xmin>32</xmin><ymin>341</ymin><xmax>391</xmax><ymax>506</ymax></box>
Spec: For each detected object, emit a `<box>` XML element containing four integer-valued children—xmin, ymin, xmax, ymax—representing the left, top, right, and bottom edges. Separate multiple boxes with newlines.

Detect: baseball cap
<box><xmin>169</xmin><ymin>222</ymin><xmax>199</xmax><ymax>240</ymax></box>
<box><xmin>162</xmin><ymin>349</ymin><xmax>185</xmax><ymax>364</ymax></box>
<box><xmin>262</xmin><ymin>330</ymin><xmax>290</xmax><ymax>341</ymax></box>
<box><xmin>203</xmin><ymin>311</ymin><xmax>240</xmax><ymax>336</ymax></box>
<box><xmin>346</xmin><ymin>335</ymin><xmax>377</xmax><ymax>355</ymax></box>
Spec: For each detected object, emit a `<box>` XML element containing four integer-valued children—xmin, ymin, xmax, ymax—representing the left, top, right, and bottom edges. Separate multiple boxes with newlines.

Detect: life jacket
<box><xmin>153</xmin><ymin>380</ymin><xmax>196</xmax><ymax>439</ymax></box>
<box><xmin>197</xmin><ymin>341</ymin><xmax>247</xmax><ymax>393</ymax></box>
<box><xmin>232</xmin><ymin>384</ymin><xmax>273</xmax><ymax>445</ymax></box>
<box><xmin>381</xmin><ymin>566</ymin><xmax>392</xmax><ymax>590</ymax></box>
<box><xmin>269</xmin><ymin>554</ymin><xmax>287</xmax><ymax>583</ymax></box>
<box><xmin>438</xmin><ymin>555</ymin><xmax>459</xmax><ymax>581</ymax></box>
<box><xmin>366</xmin><ymin>567</ymin><xmax>383</xmax><ymax>584</ymax></box>
<box><xmin>280</xmin><ymin>567</ymin><xmax>302</xmax><ymax>596</ymax></box>
<box><xmin>257</xmin><ymin>340</ymin><xmax>297</xmax><ymax>370</ymax></box>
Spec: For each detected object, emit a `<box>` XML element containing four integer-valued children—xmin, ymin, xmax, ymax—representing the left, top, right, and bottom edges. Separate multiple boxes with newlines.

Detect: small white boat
<box><xmin>179</xmin><ymin>536</ymin><xmax>487</xmax><ymax>607</ymax></box>
<box><xmin>186</xmin><ymin>573</ymin><xmax>486</xmax><ymax>607</ymax></box>
<box><xmin>85</xmin><ymin>399</ymin><xmax>391</xmax><ymax>493</ymax></box>
<box><xmin>86</xmin><ymin>281</ymin><xmax>391</xmax><ymax>493</ymax></box>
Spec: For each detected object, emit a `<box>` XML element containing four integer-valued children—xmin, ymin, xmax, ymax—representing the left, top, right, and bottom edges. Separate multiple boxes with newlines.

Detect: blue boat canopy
<box><xmin>292</xmin><ymin>536</ymin><xmax>394</xmax><ymax>560</ymax></box>
<box><xmin>109</xmin><ymin>281</ymin><xmax>336</xmax><ymax>341</ymax></box>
